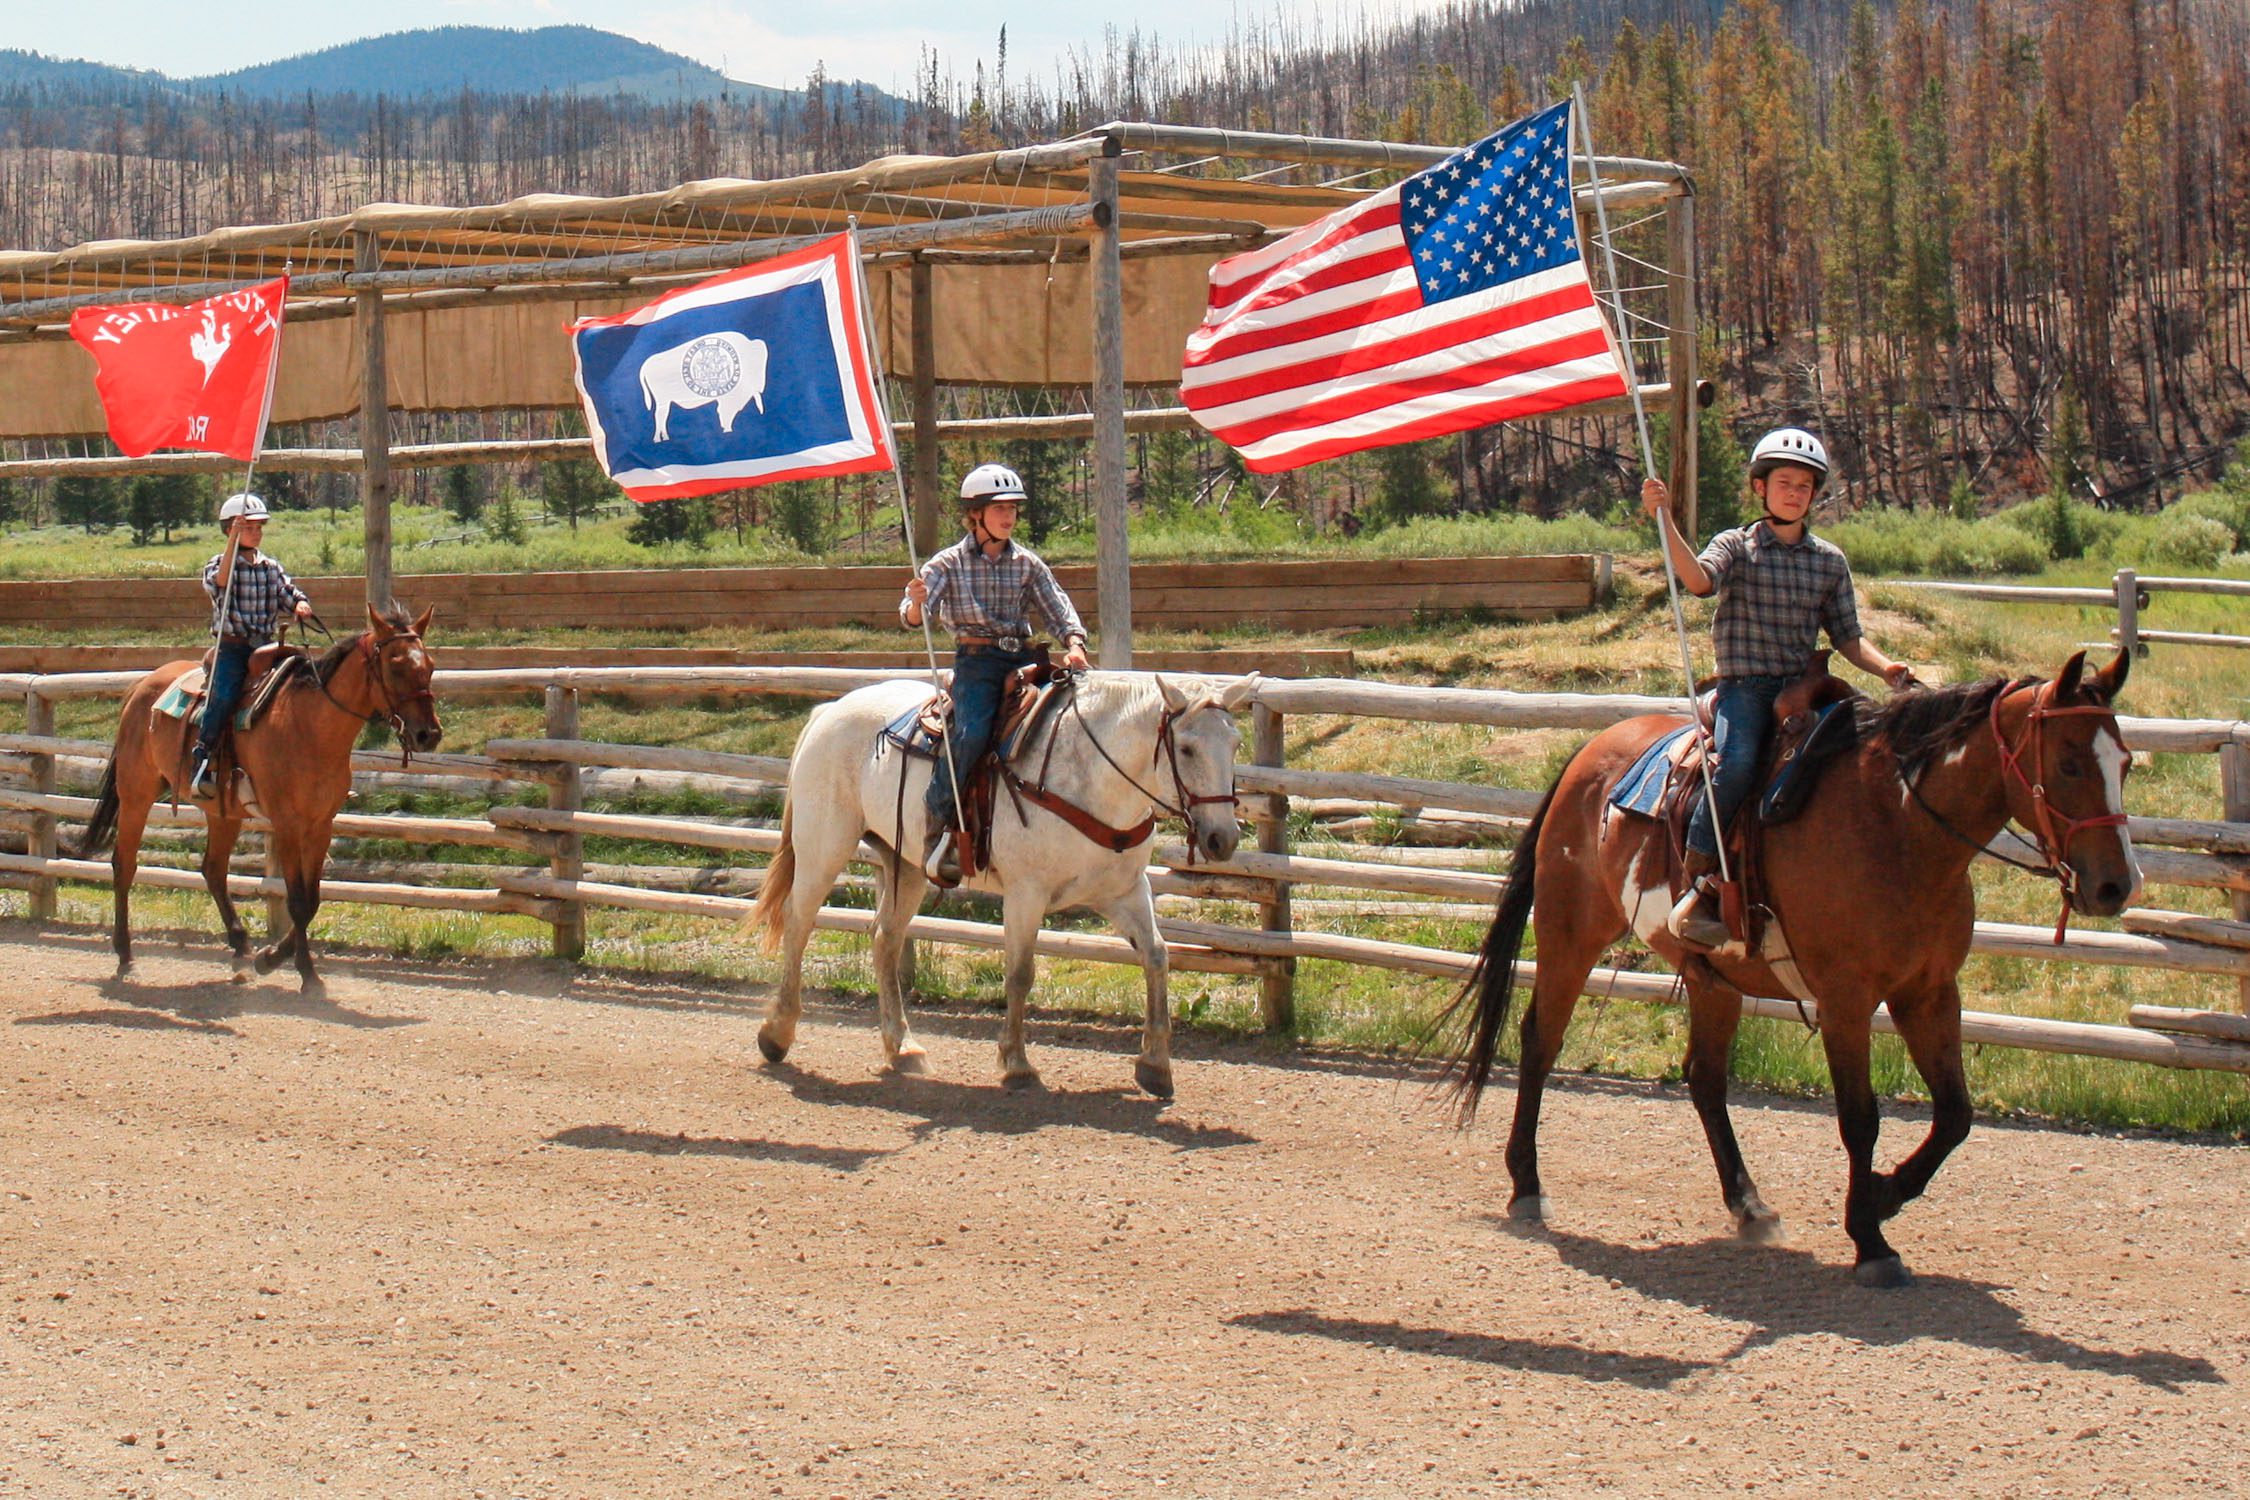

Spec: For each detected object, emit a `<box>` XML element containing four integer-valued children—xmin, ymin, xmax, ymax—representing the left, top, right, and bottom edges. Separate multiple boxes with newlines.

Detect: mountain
<box><xmin>0</xmin><ymin>48</ymin><xmax>169</xmax><ymax>95</ymax></box>
<box><xmin>185</xmin><ymin>25</ymin><xmax>868</xmax><ymax>109</ymax></box>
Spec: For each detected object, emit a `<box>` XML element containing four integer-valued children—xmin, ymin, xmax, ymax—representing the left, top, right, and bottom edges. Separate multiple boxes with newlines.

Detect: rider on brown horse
<box><xmin>1642</xmin><ymin>428</ymin><xmax>1916</xmax><ymax>947</ymax></box>
<box><xmin>192</xmin><ymin>492</ymin><xmax>312</xmax><ymax>799</ymax></box>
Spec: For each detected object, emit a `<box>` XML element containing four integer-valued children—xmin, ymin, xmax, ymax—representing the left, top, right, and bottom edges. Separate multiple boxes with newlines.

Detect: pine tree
<box><xmin>442</xmin><ymin>463</ymin><xmax>484</xmax><ymax>524</ymax></box>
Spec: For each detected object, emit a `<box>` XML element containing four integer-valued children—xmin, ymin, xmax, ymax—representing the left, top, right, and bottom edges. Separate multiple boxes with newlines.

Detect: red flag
<box><xmin>68</xmin><ymin>277</ymin><xmax>288</xmax><ymax>461</ymax></box>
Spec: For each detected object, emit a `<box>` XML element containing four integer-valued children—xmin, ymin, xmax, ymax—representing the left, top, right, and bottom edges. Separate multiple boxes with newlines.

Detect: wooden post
<box><xmin>1664</xmin><ymin>189</ymin><xmax>1699</xmax><ymax>541</ymax></box>
<box><xmin>2114</xmin><ymin>568</ymin><xmax>2144</xmax><ymax>658</ymax></box>
<box><xmin>1252</xmin><ymin>704</ymin><xmax>1294</xmax><ymax>1031</ymax></box>
<box><xmin>545</xmin><ymin>685</ymin><xmax>586</xmax><ymax>959</ymax></box>
<box><xmin>909</xmin><ymin>257</ymin><xmax>943</xmax><ymax>560</ymax></box>
<box><xmin>355</xmin><ymin>229</ymin><xmax>395</xmax><ymax>614</ymax></box>
<box><xmin>2223</xmin><ymin>742</ymin><xmax>2250</xmax><ymax>1013</ymax></box>
<box><xmin>23</xmin><ymin>691</ymin><xmax>54</xmax><ymax>921</ymax></box>
<box><xmin>1088</xmin><ymin>143</ymin><xmax>1134</xmax><ymax>669</ymax></box>
<box><xmin>263</xmin><ymin>834</ymin><xmax>288</xmax><ymax>938</ymax></box>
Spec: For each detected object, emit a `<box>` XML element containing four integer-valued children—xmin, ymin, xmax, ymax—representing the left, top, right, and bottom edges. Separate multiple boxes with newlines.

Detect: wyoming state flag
<box><xmin>570</xmin><ymin>232</ymin><xmax>896</xmax><ymax>502</ymax></box>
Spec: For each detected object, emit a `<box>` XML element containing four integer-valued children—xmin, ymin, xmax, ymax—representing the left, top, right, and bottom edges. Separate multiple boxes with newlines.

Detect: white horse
<box><xmin>749</xmin><ymin>671</ymin><xmax>1258</xmax><ymax>1097</ymax></box>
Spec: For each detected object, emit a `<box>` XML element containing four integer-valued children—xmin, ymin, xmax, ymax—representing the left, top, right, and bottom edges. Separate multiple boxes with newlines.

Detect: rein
<box><xmin>1002</xmin><ymin>682</ymin><xmax>1240</xmax><ymax>855</ymax></box>
<box><xmin>309</xmin><ymin>630</ymin><xmax>435</xmax><ymax>769</ymax></box>
<box><xmin>1898</xmin><ymin>677</ymin><xmax>2127</xmax><ymax>943</ymax></box>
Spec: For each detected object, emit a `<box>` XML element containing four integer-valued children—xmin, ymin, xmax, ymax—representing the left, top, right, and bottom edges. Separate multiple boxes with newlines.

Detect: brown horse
<box><xmin>1443</xmin><ymin>649</ymin><xmax>2140</xmax><ymax>1286</ymax></box>
<box><xmin>71</xmin><ymin>604</ymin><xmax>442</xmax><ymax>995</ymax></box>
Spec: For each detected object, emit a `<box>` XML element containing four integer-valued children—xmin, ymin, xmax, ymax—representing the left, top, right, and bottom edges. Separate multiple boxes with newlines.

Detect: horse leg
<box><xmin>285</xmin><ymin>868</ymin><xmax>325</xmax><ymax>996</ymax></box>
<box><xmin>1820</xmin><ymin>1008</ymin><xmax>1909</xmax><ymax>1287</ymax></box>
<box><xmin>996</xmin><ymin>894</ymin><xmax>1044</xmax><ymax>1091</ymax></box>
<box><xmin>1503</xmin><ymin>904</ymin><xmax>1611</xmax><ymax>1223</ymax></box>
<box><xmin>1876</xmin><ymin>982</ymin><xmax>1974</xmax><ymax>1223</ymax></box>
<box><xmin>1680</xmin><ymin>962</ymin><xmax>1782</xmax><ymax>1242</ymax></box>
<box><xmin>757</xmin><ymin>815</ymin><xmax>859</xmax><ymax>1067</ymax></box>
<box><xmin>251</xmin><ymin>827</ymin><xmax>303</xmax><ymax>978</ymax></box>
<box><xmin>1100</xmin><ymin>879</ymin><xmax>1173</xmax><ymax>1100</ymax></box>
<box><xmin>108</xmin><ymin>790</ymin><xmax>155</xmax><ymax>978</ymax></box>
<box><xmin>200</xmin><ymin>815</ymin><xmax>255</xmax><ymax>983</ymax></box>
<box><xmin>869</xmin><ymin>855</ymin><xmax>930</xmax><ymax>1073</ymax></box>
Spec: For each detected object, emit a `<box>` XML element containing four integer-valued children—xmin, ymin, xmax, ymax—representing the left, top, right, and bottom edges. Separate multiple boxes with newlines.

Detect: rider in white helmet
<box><xmin>900</xmin><ymin>461</ymin><xmax>1091</xmax><ymax>885</ymax></box>
<box><xmin>1640</xmin><ymin>428</ymin><xmax>1916</xmax><ymax>948</ymax></box>
<box><xmin>191</xmin><ymin>492</ymin><xmax>312</xmax><ymax>798</ymax></box>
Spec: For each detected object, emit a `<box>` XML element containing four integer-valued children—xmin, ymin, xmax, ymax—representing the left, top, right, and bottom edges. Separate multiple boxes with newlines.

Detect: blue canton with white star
<box><xmin>1399</xmin><ymin>100</ymin><xmax>1582</xmax><ymax>305</ymax></box>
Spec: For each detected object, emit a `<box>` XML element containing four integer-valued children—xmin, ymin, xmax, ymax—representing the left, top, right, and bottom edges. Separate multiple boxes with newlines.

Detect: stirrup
<box><xmin>1667</xmin><ymin>882</ymin><xmax>1729</xmax><ymax>948</ymax></box>
<box><xmin>189</xmin><ymin>752</ymin><xmax>218</xmax><ymax>799</ymax></box>
<box><xmin>922</xmin><ymin>830</ymin><xmax>960</xmax><ymax>886</ymax></box>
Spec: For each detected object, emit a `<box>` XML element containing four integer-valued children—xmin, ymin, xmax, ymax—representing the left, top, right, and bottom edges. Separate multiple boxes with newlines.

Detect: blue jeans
<box><xmin>196</xmin><ymin>638</ymin><xmax>254</xmax><ymax>754</ymax></box>
<box><xmin>925</xmin><ymin>645</ymin><xmax>1035</xmax><ymax>832</ymax></box>
<box><xmin>1684</xmin><ymin>673</ymin><xmax>1791</xmax><ymax>858</ymax></box>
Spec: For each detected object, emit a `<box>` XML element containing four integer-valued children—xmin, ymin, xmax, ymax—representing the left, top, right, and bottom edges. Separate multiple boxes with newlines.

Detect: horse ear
<box><xmin>1155</xmin><ymin>674</ymin><xmax>1190</xmax><ymax>712</ymax></box>
<box><xmin>2053</xmin><ymin>649</ymin><xmax>2088</xmax><ymax>700</ymax></box>
<box><xmin>412</xmin><ymin>604</ymin><xmax>436</xmax><ymax>638</ymax></box>
<box><xmin>1219</xmin><ymin>673</ymin><xmax>1261</xmax><ymax>712</ymax></box>
<box><xmin>367</xmin><ymin>604</ymin><xmax>395</xmax><ymax>639</ymax></box>
<box><xmin>2088</xmin><ymin>646</ymin><xmax>2129</xmax><ymax>703</ymax></box>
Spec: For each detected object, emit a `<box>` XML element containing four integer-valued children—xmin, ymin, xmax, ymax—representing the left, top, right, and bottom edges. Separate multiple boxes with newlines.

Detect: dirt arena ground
<box><xmin>2</xmin><ymin>920</ymin><xmax>2245</xmax><ymax>1498</ymax></box>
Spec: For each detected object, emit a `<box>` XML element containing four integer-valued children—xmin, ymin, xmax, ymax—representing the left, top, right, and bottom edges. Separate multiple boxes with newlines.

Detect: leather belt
<box><xmin>957</xmin><ymin>633</ymin><xmax>1031</xmax><ymax>652</ymax></box>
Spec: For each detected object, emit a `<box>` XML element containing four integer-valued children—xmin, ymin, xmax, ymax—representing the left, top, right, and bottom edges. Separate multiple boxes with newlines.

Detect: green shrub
<box><xmin>2168</xmin><ymin>487</ymin><xmax>2250</xmax><ymax>551</ymax></box>
<box><xmin>1822</xmin><ymin>507</ymin><xmax>2049</xmax><ymax>576</ymax></box>
<box><xmin>2140</xmin><ymin>509</ymin><xmax>2235</xmax><ymax>571</ymax></box>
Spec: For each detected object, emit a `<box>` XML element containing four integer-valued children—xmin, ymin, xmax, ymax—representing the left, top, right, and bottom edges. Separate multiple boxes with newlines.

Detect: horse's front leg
<box><xmin>1681</xmin><ymin>960</ymin><xmax>1781</xmax><ymax>1242</ymax></box>
<box><xmin>1878</xmin><ymin>981</ymin><xmax>1974</xmax><ymax>1220</ymax></box>
<box><xmin>200</xmin><ymin>815</ymin><xmax>254</xmax><ymax>983</ymax></box>
<box><xmin>996</xmin><ymin>894</ymin><xmax>1045</xmax><ymax>1091</ymax></box>
<box><xmin>1820</xmin><ymin>1003</ymin><xmax>1908</xmax><ymax>1286</ymax></box>
<box><xmin>1101</xmin><ymin>877</ymin><xmax>1172</xmax><ymax>1099</ymax></box>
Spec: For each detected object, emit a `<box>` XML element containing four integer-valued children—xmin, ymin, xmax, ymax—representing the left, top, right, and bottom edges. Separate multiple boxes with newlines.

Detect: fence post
<box><xmin>24</xmin><ymin>690</ymin><xmax>55</xmax><ymax>921</ymax></box>
<box><xmin>2223</xmin><ymin>741</ymin><xmax>2250</xmax><ymax>1014</ymax></box>
<box><xmin>545</xmin><ymin>685</ymin><xmax>586</xmax><ymax>960</ymax></box>
<box><xmin>1252</xmin><ymin>703</ymin><xmax>1294</xmax><ymax>1031</ymax></box>
<box><xmin>2113</xmin><ymin>568</ymin><xmax>2143</xmax><ymax>658</ymax></box>
<box><xmin>263</xmin><ymin>835</ymin><xmax>288</xmax><ymax>937</ymax></box>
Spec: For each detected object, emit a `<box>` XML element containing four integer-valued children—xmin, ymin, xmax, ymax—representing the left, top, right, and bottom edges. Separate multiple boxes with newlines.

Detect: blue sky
<box><xmin>14</xmin><ymin>0</ymin><xmax>1454</xmax><ymax>95</ymax></box>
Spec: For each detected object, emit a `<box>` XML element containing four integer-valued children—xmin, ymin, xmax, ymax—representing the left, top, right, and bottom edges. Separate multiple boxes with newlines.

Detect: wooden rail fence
<box><xmin>0</xmin><ymin>555</ymin><xmax>1605</xmax><ymax>634</ymax></box>
<box><xmin>2</xmin><ymin>662</ymin><xmax>2246</xmax><ymax>1074</ymax></box>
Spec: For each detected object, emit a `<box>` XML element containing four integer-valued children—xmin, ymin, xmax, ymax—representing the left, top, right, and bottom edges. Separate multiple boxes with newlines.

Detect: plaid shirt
<box><xmin>202</xmin><ymin>550</ymin><xmax>308</xmax><ymax>644</ymax></box>
<box><xmin>1696</xmin><ymin>521</ymin><xmax>1862</xmax><ymax>678</ymax></box>
<box><xmin>910</xmin><ymin>534</ymin><xmax>1086</xmax><ymax>644</ymax></box>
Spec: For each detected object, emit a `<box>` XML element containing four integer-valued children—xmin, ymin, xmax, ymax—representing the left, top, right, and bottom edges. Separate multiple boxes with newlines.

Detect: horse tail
<box><xmin>1435</xmin><ymin>767</ymin><xmax>1561</xmax><ymax>1124</ymax></box>
<box><xmin>70</xmin><ymin>760</ymin><xmax>121</xmax><ymax>858</ymax></box>
<box><xmin>748</xmin><ymin>794</ymin><xmax>796</xmax><ymax>956</ymax></box>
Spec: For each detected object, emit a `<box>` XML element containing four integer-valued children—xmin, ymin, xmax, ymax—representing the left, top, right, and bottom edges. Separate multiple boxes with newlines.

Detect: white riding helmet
<box><xmin>217</xmin><ymin>492</ymin><xmax>271</xmax><ymax>527</ymax></box>
<box><xmin>959</xmin><ymin>462</ymin><xmax>1027</xmax><ymax>509</ymax></box>
<box><xmin>1748</xmin><ymin>428</ymin><xmax>1831</xmax><ymax>488</ymax></box>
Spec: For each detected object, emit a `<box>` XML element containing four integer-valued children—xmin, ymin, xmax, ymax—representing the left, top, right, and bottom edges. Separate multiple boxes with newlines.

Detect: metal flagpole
<box><xmin>213</xmin><ymin>270</ymin><xmax>290</xmax><ymax>647</ymax></box>
<box><xmin>847</xmin><ymin>226</ymin><xmax>966</xmax><ymax>860</ymax></box>
<box><xmin>1572</xmin><ymin>84</ymin><xmax>1731</xmax><ymax>889</ymax></box>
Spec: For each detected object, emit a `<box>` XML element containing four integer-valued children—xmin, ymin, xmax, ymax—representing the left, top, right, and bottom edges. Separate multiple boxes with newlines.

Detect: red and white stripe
<box><xmin>1181</xmin><ymin>193</ymin><xmax>1629</xmax><ymax>472</ymax></box>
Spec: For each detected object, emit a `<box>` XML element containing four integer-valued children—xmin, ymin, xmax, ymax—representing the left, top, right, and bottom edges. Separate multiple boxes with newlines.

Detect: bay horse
<box><xmin>71</xmin><ymin>604</ymin><xmax>443</xmax><ymax>995</ymax></box>
<box><xmin>751</xmin><ymin>671</ymin><xmax>1256</xmax><ymax>1097</ymax></box>
<box><xmin>1443</xmin><ymin>649</ymin><xmax>2140</xmax><ymax>1286</ymax></box>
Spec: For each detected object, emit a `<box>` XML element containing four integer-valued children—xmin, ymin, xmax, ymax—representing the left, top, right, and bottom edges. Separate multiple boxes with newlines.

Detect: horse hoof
<box><xmin>756</xmin><ymin>1029</ymin><xmax>791</xmax><ymax>1066</ymax></box>
<box><xmin>1001</xmin><ymin>1069</ymin><xmax>1046</xmax><ymax>1094</ymax></box>
<box><xmin>299</xmin><ymin>978</ymin><xmax>327</xmax><ymax>1002</ymax></box>
<box><xmin>1134</xmin><ymin>1059</ymin><xmax>1175</xmax><ymax>1100</ymax></box>
<box><xmin>1507</xmin><ymin>1195</ymin><xmax>1552</xmax><ymax>1224</ymax></box>
<box><xmin>886</xmin><ymin>1048</ymin><xmax>928</xmax><ymax>1076</ymax></box>
<box><xmin>252</xmin><ymin>951</ymin><xmax>280</xmax><ymax>976</ymax></box>
<box><xmin>1735</xmin><ymin>1212</ymin><xmax>1787</xmax><ymax>1245</ymax></box>
<box><xmin>1853</xmin><ymin>1255</ymin><xmax>1912</xmax><ymax>1289</ymax></box>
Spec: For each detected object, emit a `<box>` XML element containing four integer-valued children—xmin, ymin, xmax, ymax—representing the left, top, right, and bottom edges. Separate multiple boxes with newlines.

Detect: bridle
<box><xmin>1989</xmin><ymin>677</ymin><xmax>2128</xmax><ymax>937</ymax></box>
<box><xmin>1899</xmin><ymin>676</ymin><xmax>2127</xmax><ymax>942</ymax></box>
<box><xmin>312</xmin><ymin>628</ymin><xmax>438</xmax><ymax>768</ymax></box>
<box><xmin>1000</xmin><ymin>681</ymin><xmax>1241</xmax><ymax>855</ymax></box>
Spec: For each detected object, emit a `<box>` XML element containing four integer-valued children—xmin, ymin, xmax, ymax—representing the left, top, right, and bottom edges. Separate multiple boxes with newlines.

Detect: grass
<box><xmin>4</xmin><ymin>514</ymin><xmax>2246</xmax><ymax>1136</ymax></box>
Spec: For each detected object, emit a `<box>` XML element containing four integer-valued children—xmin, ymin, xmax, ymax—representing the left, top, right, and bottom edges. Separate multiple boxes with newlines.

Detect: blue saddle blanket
<box><xmin>1609</xmin><ymin>724</ymin><xmax>1693</xmax><ymax>818</ymax></box>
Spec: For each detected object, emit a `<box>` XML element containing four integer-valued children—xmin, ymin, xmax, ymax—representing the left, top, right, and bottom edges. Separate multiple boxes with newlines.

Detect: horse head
<box><xmin>1996</xmin><ymin>648</ymin><xmax>2139</xmax><ymax>917</ymax></box>
<box><xmin>365</xmin><ymin>603</ymin><xmax>444</xmax><ymax>755</ymax></box>
<box><xmin>1155</xmin><ymin>673</ymin><xmax>1260</xmax><ymax>864</ymax></box>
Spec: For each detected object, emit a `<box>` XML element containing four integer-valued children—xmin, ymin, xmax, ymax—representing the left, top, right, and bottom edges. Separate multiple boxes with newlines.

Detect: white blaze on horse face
<box><xmin>2094</xmin><ymin>730</ymin><xmax>2143</xmax><ymax>895</ymax></box>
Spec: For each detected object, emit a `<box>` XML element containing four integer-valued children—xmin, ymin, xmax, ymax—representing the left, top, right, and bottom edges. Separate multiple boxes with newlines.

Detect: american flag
<box><xmin>1181</xmin><ymin>100</ymin><xmax>1630</xmax><ymax>473</ymax></box>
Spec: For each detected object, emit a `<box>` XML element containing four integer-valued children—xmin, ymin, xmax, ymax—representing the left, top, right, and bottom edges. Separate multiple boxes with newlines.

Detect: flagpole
<box><xmin>215</xmin><ymin>273</ymin><xmax>289</xmax><ymax>646</ymax></box>
<box><xmin>846</xmin><ymin>227</ymin><xmax>966</xmax><ymax>862</ymax></box>
<box><xmin>1572</xmin><ymin>84</ymin><xmax>1731</xmax><ymax>890</ymax></box>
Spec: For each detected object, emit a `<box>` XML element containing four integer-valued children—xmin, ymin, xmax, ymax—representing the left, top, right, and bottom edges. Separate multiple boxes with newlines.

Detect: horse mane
<box><xmin>314</xmin><ymin>605</ymin><xmax>413</xmax><ymax>685</ymax></box>
<box><xmin>1856</xmin><ymin>674</ymin><xmax>2035</xmax><ymax>780</ymax></box>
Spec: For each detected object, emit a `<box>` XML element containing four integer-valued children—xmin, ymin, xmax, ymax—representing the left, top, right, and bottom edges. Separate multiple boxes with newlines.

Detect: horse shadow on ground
<box><xmin>1233</xmin><ymin>1229</ymin><xmax>2220</xmax><ymax>1394</ymax></box>
<box><xmin>34</xmin><ymin>971</ymin><xmax>424</xmax><ymax>1032</ymax></box>
<box><xmin>546</xmin><ymin>1124</ymin><xmax>895</xmax><ymax>1174</ymax></box>
<box><xmin>762</xmin><ymin>1063</ymin><xmax>1259</xmax><ymax>1154</ymax></box>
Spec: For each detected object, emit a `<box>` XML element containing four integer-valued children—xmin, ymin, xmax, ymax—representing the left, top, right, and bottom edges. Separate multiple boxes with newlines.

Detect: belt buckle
<box><xmin>998</xmin><ymin>635</ymin><xmax>1025</xmax><ymax>653</ymax></box>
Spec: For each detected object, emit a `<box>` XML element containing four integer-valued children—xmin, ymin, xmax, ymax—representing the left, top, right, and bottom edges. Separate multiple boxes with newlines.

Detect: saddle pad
<box><xmin>1608</xmin><ymin>724</ymin><xmax>1694</xmax><ymax>819</ymax></box>
<box><xmin>878</xmin><ymin>679</ymin><xmax>1068</xmax><ymax>765</ymax></box>
<box><xmin>152</xmin><ymin>667</ymin><xmax>255</xmax><ymax>731</ymax></box>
